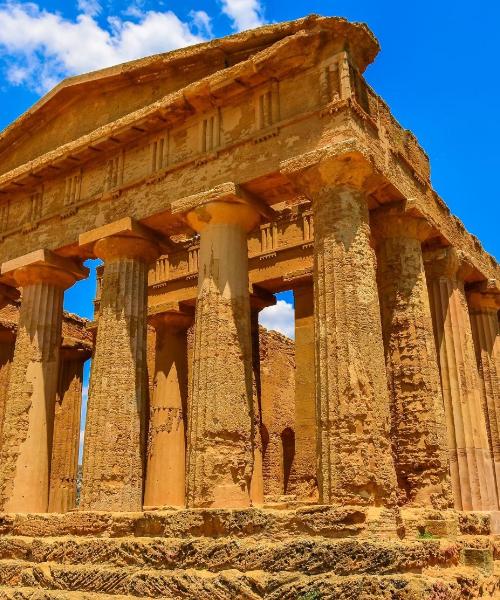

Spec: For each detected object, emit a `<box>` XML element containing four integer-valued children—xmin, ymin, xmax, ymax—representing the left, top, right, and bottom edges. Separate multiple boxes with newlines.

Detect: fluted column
<box><xmin>372</xmin><ymin>211</ymin><xmax>452</xmax><ymax>508</ymax></box>
<box><xmin>467</xmin><ymin>286</ymin><xmax>500</xmax><ymax>505</ymax></box>
<box><xmin>79</xmin><ymin>220</ymin><xmax>159</xmax><ymax>511</ymax></box>
<box><xmin>48</xmin><ymin>345</ymin><xmax>90</xmax><ymax>512</ymax></box>
<box><xmin>0</xmin><ymin>250</ymin><xmax>85</xmax><ymax>512</ymax></box>
<box><xmin>144</xmin><ymin>309</ymin><xmax>191</xmax><ymax>508</ymax></box>
<box><xmin>186</xmin><ymin>198</ymin><xmax>260</xmax><ymax>508</ymax></box>
<box><xmin>312</xmin><ymin>184</ymin><xmax>397</xmax><ymax>505</ymax></box>
<box><xmin>0</xmin><ymin>328</ymin><xmax>15</xmax><ymax>452</ymax></box>
<box><xmin>424</xmin><ymin>247</ymin><xmax>497</xmax><ymax>511</ymax></box>
<box><xmin>290</xmin><ymin>284</ymin><xmax>318</xmax><ymax>500</ymax></box>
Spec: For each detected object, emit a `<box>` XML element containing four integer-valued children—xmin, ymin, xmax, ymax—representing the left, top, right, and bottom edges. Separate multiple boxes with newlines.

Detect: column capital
<box><xmin>280</xmin><ymin>140</ymin><xmax>376</xmax><ymax>198</ymax></box>
<box><xmin>79</xmin><ymin>217</ymin><xmax>161</xmax><ymax>263</ymax></box>
<box><xmin>250</xmin><ymin>284</ymin><xmax>276</xmax><ymax>312</ymax></box>
<box><xmin>423</xmin><ymin>247</ymin><xmax>460</xmax><ymax>280</ymax></box>
<box><xmin>1</xmin><ymin>249</ymin><xmax>88</xmax><ymax>290</ymax></box>
<box><xmin>175</xmin><ymin>183</ymin><xmax>266</xmax><ymax>233</ymax></box>
<box><xmin>0</xmin><ymin>283</ymin><xmax>19</xmax><ymax>305</ymax></box>
<box><xmin>148</xmin><ymin>302</ymin><xmax>193</xmax><ymax>332</ymax></box>
<box><xmin>371</xmin><ymin>206</ymin><xmax>432</xmax><ymax>242</ymax></box>
<box><xmin>61</xmin><ymin>336</ymin><xmax>93</xmax><ymax>361</ymax></box>
<box><xmin>467</xmin><ymin>281</ymin><xmax>500</xmax><ymax>312</ymax></box>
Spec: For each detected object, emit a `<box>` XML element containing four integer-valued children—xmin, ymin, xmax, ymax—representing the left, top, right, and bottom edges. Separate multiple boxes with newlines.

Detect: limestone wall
<box><xmin>258</xmin><ymin>327</ymin><xmax>296</xmax><ymax>498</ymax></box>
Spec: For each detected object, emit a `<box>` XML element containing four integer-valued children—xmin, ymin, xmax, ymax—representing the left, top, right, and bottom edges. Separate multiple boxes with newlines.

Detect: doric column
<box><xmin>79</xmin><ymin>218</ymin><xmax>159</xmax><ymax>511</ymax></box>
<box><xmin>0</xmin><ymin>250</ymin><xmax>86</xmax><ymax>513</ymax></box>
<box><xmin>311</xmin><ymin>184</ymin><xmax>396</xmax><ymax>505</ymax></box>
<box><xmin>291</xmin><ymin>283</ymin><xmax>318</xmax><ymax>500</ymax></box>
<box><xmin>185</xmin><ymin>189</ymin><xmax>260</xmax><ymax>508</ymax></box>
<box><xmin>48</xmin><ymin>343</ymin><xmax>91</xmax><ymax>513</ymax></box>
<box><xmin>0</xmin><ymin>328</ymin><xmax>15</xmax><ymax>452</ymax></box>
<box><xmin>372</xmin><ymin>210</ymin><xmax>452</xmax><ymax>508</ymax></box>
<box><xmin>0</xmin><ymin>286</ymin><xmax>20</xmax><ymax>451</ymax></box>
<box><xmin>467</xmin><ymin>284</ymin><xmax>500</xmax><ymax>505</ymax></box>
<box><xmin>424</xmin><ymin>247</ymin><xmax>498</xmax><ymax>511</ymax></box>
<box><xmin>144</xmin><ymin>306</ymin><xmax>192</xmax><ymax>509</ymax></box>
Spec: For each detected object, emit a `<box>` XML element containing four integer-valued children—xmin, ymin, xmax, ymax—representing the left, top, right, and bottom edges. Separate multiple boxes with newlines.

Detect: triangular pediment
<box><xmin>0</xmin><ymin>15</ymin><xmax>378</xmax><ymax>178</ymax></box>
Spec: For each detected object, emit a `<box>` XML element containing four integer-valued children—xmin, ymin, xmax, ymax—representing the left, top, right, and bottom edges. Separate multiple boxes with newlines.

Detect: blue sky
<box><xmin>1</xmin><ymin>0</ymin><xmax>499</xmax><ymax>329</ymax></box>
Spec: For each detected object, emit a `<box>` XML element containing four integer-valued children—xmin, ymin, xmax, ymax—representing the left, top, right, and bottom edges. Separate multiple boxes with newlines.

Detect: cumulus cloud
<box><xmin>259</xmin><ymin>299</ymin><xmax>295</xmax><ymax>339</ymax></box>
<box><xmin>220</xmin><ymin>0</ymin><xmax>265</xmax><ymax>32</ymax></box>
<box><xmin>0</xmin><ymin>2</ymin><xmax>211</xmax><ymax>93</ymax></box>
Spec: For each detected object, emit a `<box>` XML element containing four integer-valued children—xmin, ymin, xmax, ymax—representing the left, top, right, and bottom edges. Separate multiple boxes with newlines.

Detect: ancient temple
<box><xmin>0</xmin><ymin>14</ymin><xmax>499</xmax><ymax>599</ymax></box>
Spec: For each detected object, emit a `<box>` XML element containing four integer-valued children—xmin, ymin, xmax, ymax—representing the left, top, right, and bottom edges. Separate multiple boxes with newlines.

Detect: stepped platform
<box><xmin>0</xmin><ymin>506</ymin><xmax>498</xmax><ymax>599</ymax></box>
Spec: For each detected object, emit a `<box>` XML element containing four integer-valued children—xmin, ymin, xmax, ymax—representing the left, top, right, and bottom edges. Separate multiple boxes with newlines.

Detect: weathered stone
<box><xmin>0</xmin><ymin>13</ymin><xmax>498</xmax><ymax>599</ymax></box>
<box><xmin>79</xmin><ymin>220</ymin><xmax>159</xmax><ymax>511</ymax></box>
<box><xmin>373</xmin><ymin>210</ymin><xmax>452</xmax><ymax>509</ymax></box>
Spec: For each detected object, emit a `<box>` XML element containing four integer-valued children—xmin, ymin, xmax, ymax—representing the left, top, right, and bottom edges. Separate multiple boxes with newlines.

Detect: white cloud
<box><xmin>220</xmin><ymin>0</ymin><xmax>265</xmax><ymax>31</ymax></box>
<box><xmin>189</xmin><ymin>9</ymin><xmax>213</xmax><ymax>37</ymax></box>
<box><xmin>0</xmin><ymin>2</ymin><xmax>210</xmax><ymax>93</ymax></box>
<box><xmin>259</xmin><ymin>299</ymin><xmax>294</xmax><ymax>339</ymax></box>
<box><xmin>77</xmin><ymin>0</ymin><xmax>101</xmax><ymax>17</ymax></box>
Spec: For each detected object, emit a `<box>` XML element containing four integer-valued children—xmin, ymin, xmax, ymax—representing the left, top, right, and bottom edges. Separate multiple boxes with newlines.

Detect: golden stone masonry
<box><xmin>0</xmin><ymin>14</ymin><xmax>499</xmax><ymax>599</ymax></box>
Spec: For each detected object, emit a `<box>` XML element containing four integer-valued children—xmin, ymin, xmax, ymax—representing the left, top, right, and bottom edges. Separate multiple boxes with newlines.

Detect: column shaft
<box><xmin>48</xmin><ymin>352</ymin><xmax>85</xmax><ymax>512</ymax></box>
<box><xmin>249</xmin><ymin>308</ymin><xmax>264</xmax><ymax>505</ymax></box>
<box><xmin>291</xmin><ymin>284</ymin><xmax>318</xmax><ymax>500</ymax></box>
<box><xmin>81</xmin><ymin>254</ymin><xmax>150</xmax><ymax>511</ymax></box>
<box><xmin>0</xmin><ymin>282</ymin><xmax>64</xmax><ymax>512</ymax></box>
<box><xmin>425</xmin><ymin>249</ymin><xmax>497</xmax><ymax>510</ymax></box>
<box><xmin>468</xmin><ymin>292</ymin><xmax>500</xmax><ymax>505</ymax></box>
<box><xmin>374</xmin><ymin>215</ymin><xmax>452</xmax><ymax>508</ymax></box>
<box><xmin>0</xmin><ymin>331</ymin><xmax>15</xmax><ymax>450</ymax></box>
<box><xmin>187</xmin><ymin>204</ymin><xmax>257</xmax><ymax>508</ymax></box>
<box><xmin>313</xmin><ymin>185</ymin><xmax>396</xmax><ymax>505</ymax></box>
<box><xmin>144</xmin><ymin>317</ymin><xmax>189</xmax><ymax>508</ymax></box>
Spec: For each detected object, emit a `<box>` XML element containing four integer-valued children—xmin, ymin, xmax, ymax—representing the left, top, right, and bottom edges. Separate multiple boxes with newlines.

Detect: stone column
<box><xmin>0</xmin><ymin>250</ymin><xmax>86</xmax><ymax>513</ymax></box>
<box><xmin>79</xmin><ymin>219</ymin><xmax>159</xmax><ymax>511</ymax></box>
<box><xmin>291</xmin><ymin>284</ymin><xmax>318</xmax><ymax>500</ymax></box>
<box><xmin>144</xmin><ymin>308</ymin><xmax>191</xmax><ymax>509</ymax></box>
<box><xmin>0</xmin><ymin>328</ymin><xmax>15</xmax><ymax>451</ymax></box>
<box><xmin>48</xmin><ymin>344</ymin><xmax>90</xmax><ymax>512</ymax></box>
<box><xmin>186</xmin><ymin>198</ymin><xmax>260</xmax><ymax>508</ymax></box>
<box><xmin>312</xmin><ymin>185</ymin><xmax>397</xmax><ymax>505</ymax></box>
<box><xmin>467</xmin><ymin>285</ymin><xmax>500</xmax><ymax>505</ymax></box>
<box><xmin>424</xmin><ymin>247</ymin><xmax>498</xmax><ymax>511</ymax></box>
<box><xmin>372</xmin><ymin>211</ymin><xmax>452</xmax><ymax>509</ymax></box>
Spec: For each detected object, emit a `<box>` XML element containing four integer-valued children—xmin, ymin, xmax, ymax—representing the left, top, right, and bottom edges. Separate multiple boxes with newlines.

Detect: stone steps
<box><xmin>0</xmin><ymin>508</ymin><xmax>497</xmax><ymax>598</ymax></box>
<box><xmin>0</xmin><ymin>536</ymin><xmax>457</xmax><ymax>575</ymax></box>
<box><xmin>0</xmin><ymin>506</ymin><xmax>374</xmax><ymax>540</ymax></box>
<box><xmin>0</xmin><ymin>563</ymin><xmax>475</xmax><ymax>600</ymax></box>
<box><xmin>0</xmin><ymin>588</ymin><xmax>137</xmax><ymax>600</ymax></box>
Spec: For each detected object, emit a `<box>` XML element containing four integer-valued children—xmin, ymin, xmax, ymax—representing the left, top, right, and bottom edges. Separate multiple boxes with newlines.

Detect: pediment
<box><xmin>0</xmin><ymin>15</ymin><xmax>378</xmax><ymax>178</ymax></box>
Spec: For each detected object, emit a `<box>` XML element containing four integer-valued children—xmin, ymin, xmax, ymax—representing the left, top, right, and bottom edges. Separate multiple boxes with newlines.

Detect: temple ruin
<box><xmin>0</xmin><ymin>14</ymin><xmax>499</xmax><ymax>599</ymax></box>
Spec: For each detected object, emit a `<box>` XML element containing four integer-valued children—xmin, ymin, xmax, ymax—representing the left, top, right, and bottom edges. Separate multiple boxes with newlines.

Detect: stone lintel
<box><xmin>282</xmin><ymin>266</ymin><xmax>314</xmax><ymax>286</ymax></box>
<box><xmin>0</xmin><ymin>249</ymin><xmax>88</xmax><ymax>288</ymax></box>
